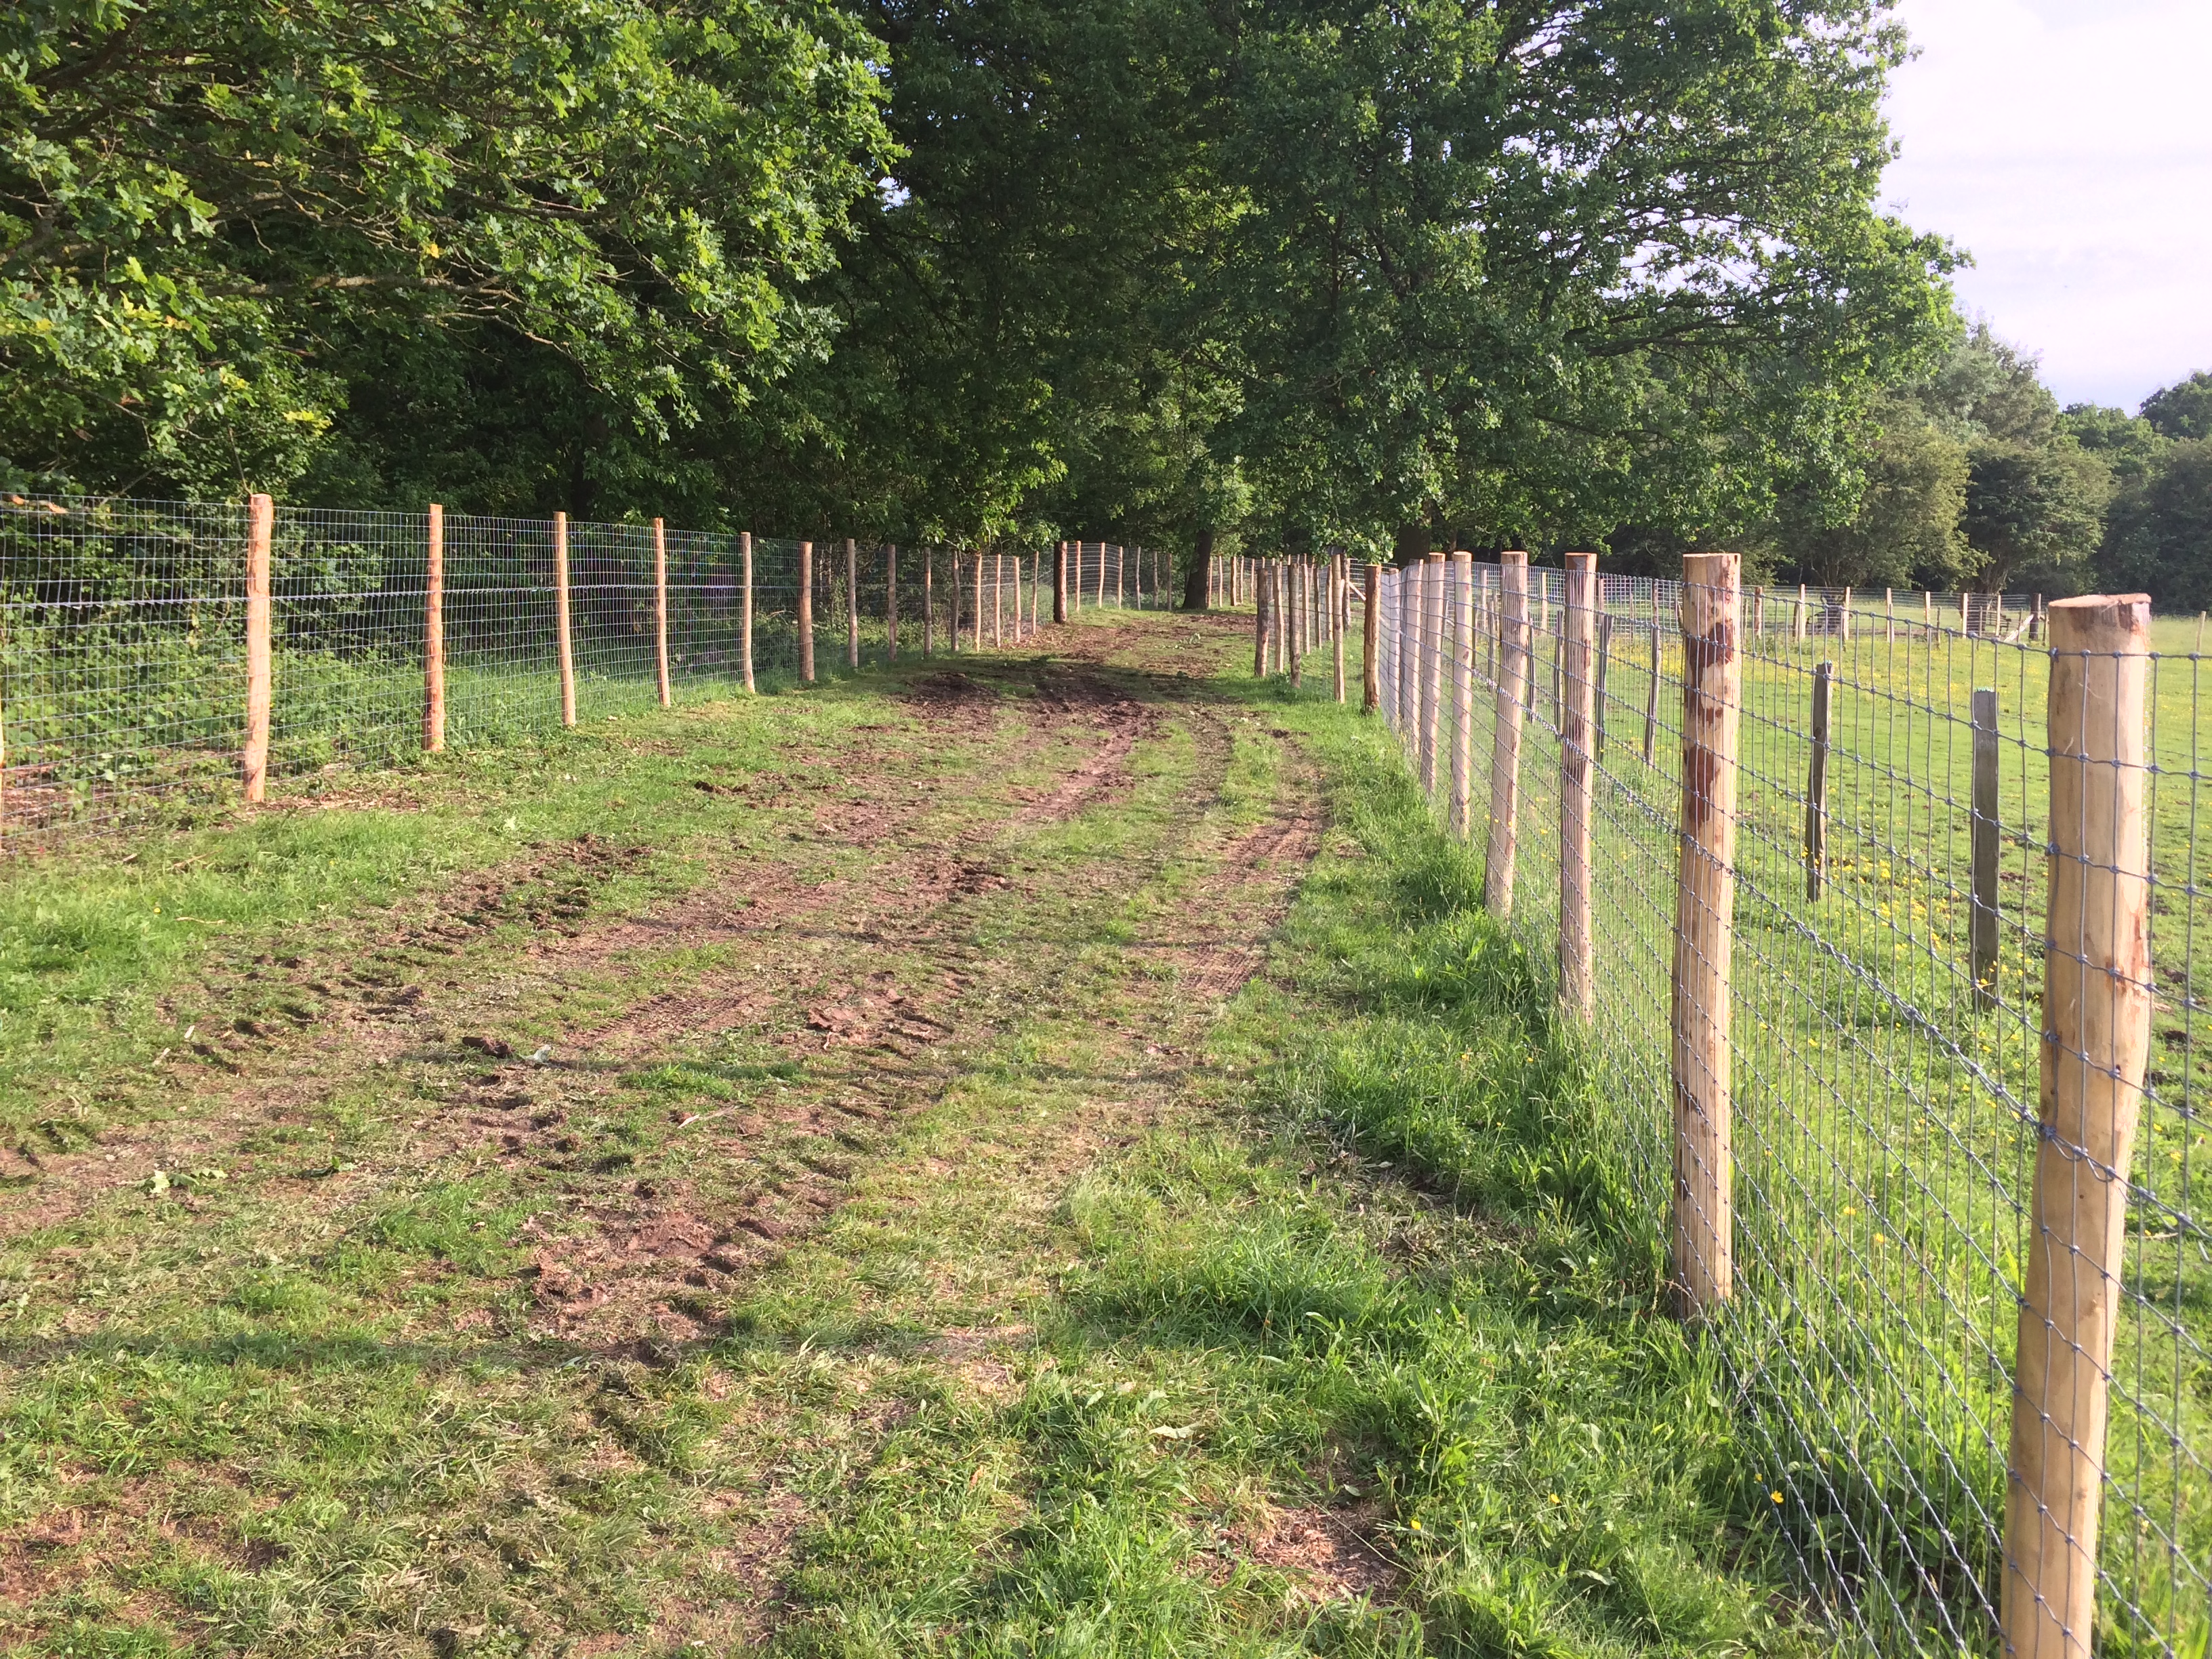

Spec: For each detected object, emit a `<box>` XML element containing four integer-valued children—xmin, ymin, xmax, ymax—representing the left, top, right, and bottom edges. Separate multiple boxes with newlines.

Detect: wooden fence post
<box><xmin>424</xmin><ymin>502</ymin><xmax>446</xmax><ymax>753</ymax></box>
<box><xmin>1642</xmin><ymin>620</ymin><xmax>1661</xmax><ymax>765</ymax></box>
<box><xmin>1925</xmin><ymin>590</ymin><xmax>1934</xmax><ymax>638</ymax></box>
<box><xmin>1288</xmin><ymin>560</ymin><xmax>1305</xmax><ymax>689</ymax></box>
<box><xmin>1755</xmin><ymin>586</ymin><xmax>1765</xmax><ymax>635</ymax></box>
<box><xmin>1841</xmin><ymin>586</ymin><xmax>1853</xmax><ymax>642</ymax></box>
<box><xmin>554</xmin><ymin>510</ymin><xmax>578</xmax><ymax>725</ymax></box>
<box><xmin>1560</xmin><ymin>551</ymin><xmax>1598</xmax><ymax>1020</ymax></box>
<box><xmin>886</xmin><ymin>544</ymin><xmax>899</xmax><ymax>662</ymax></box>
<box><xmin>992</xmin><ymin>551</ymin><xmax>1004</xmax><ymax>647</ymax></box>
<box><xmin>973</xmin><ymin>551</ymin><xmax>985</xmax><ymax>653</ymax></box>
<box><xmin>1448</xmin><ymin>552</ymin><xmax>1474</xmax><ymax>836</ymax></box>
<box><xmin>1362</xmin><ymin>564</ymin><xmax>1380</xmax><ymax>714</ymax></box>
<box><xmin>1253</xmin><ymin>564</ymin><xmax>1269</xmax><ymax>676</ymax></box>
<box><xmin>1414</xmin><ymin>553</ymin><xmax>1441</xmax><ymax>796</ymax></box>
<box><xmin>1334</xmin><ymin>555</ymin><xmax>1349</xmax><ymax>705</ymax></box>
<box><xmin>797</xmin><ymin>539</ymin><xmax>815</xmax><ymax>682</ymax></box>
<box><xmin>1031</xmin><ymin>550</ymin><xmax>1040</xmax><ymax>634</ymax></box>
<box><xmin>1805</xmin><ymin>661</ymin><xmax>1834</xmax><ymax>899</ymax></box>
<box><xmin>1971</xmin><ymin>685</ymin><xmax>2001</xmax><ymax>1010</ymax></box>
<box><xmin>844</xmin><ymin>537</ymin><xmax>860</xmax><ymax>670</ymax></box>
<box><xmin>922</xmin><ymin>548</ymin><xmax>935</xmax><ymax>657</ymax></box>
<box><xmin>1887</xmin><ymin>588</ymin><xmax>1896</xmax><ymax>643</ymax></box>
<box><xmin>1793</xmin><ymin>582</ymin><xmax>1807</xmax><ymax>644</ymax></box>
<box><xmin>1671</xmin><ymin>552</ymin><xmax>1742</xmax><ymax>1322</ymax></box>
<box><xmin>1594</xmin><ymin>612</ymin><xmax>1612</xmax><ymax>762</ymax></box>
<box><xmin>1484</xmin><ymin>550</ymin><xmax>1530</xmax><ymax>917</ymax></box>
<box><xmin>654</xmin><ymin>518</ymin><xmax>672</xmax><ymax>708</ymax></box>
<box><xmin>739</xmin><ymin>532</ymin><xmax>756</xmax><ymax>691</ymax></box>
<box><xmin>243</xmin><ymin>492</ymin><xmax>274</xmax><ymax>802</ymax></box>
<box><xmin>1053</xmin><ymin>541</ymin><xmax>1066</xmax><ymax>625</ymax></box>
<box><xmin>2002</xmin><ymin>593</ymin><xmax>2152</xmax><ymax>1659</ymax></box>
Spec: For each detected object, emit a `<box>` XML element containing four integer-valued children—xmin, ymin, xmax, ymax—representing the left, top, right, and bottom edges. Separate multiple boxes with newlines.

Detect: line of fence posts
<box><xmin>1391</xmin><ymin>549</ymin><xmax>2158</xmax><ymax>1652</ymax></box>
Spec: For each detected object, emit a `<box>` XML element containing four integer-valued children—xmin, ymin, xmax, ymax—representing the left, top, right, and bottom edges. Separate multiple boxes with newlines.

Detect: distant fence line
<box><xmin>1218</xmin><ymin>544</ymin><xmax>2201</xmax><ymax>1658</ymax></box>
<box><xmin>0</xmin><ymin>494</ymin><xmax>1169</xmax><ymax>846</ymax></box>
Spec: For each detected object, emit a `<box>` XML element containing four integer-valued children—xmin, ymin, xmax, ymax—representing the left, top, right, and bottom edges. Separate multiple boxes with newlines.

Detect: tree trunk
<box><xmin>1184</xmin><ymin>528</ymin><xmax>1212</xmax><ymax>611</ymax></box>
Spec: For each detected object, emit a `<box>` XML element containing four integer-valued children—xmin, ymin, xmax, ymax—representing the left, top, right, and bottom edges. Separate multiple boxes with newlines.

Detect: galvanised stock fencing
<box><xmin>0</xmin><ymin>497</ymin><xmax>1160</xmax><ymax>850</ymax></box>
<box><xmin>1354</xmin><ymin>554</ymin><xmax>2205</xmax><ymax>1656</ymax></box>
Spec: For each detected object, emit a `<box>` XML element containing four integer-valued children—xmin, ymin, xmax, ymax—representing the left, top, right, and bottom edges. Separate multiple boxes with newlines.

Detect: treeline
<box><xmin>3</xmin><ymin>1</ymin><xmax>2201</xmax><ymax>604</ymax></box>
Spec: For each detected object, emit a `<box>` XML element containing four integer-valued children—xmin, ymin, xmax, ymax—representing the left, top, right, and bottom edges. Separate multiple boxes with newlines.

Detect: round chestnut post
<box><xmin>740</xmin><ymin>532</ymin><xmax>756</xmax><ymax>693</ymax></box>
<box><xmin>424</xmin><ymin>502</ymin><xmax>446</xmax><ymax>752</ymax></box>
<box><xmin>654</xmin><ymin>517</ymin><xmax>672</xmax><ymax>707</ymax></box>
<box><xmin>1671</xmin><ymin>552</ymin><xmax>1742</xmax><ymax>1322</ymax></box>
<box><xmin>885</xmin><ymin>544</ymin><xmax>899</xmax><ymax>662</ymax></box>
<box><xmin>1054</xmin><ymin>541</ymin><xmax>1069</xmax><ymax>623</ymax></box>
<box><xmin>1483</xmin><ymin>551</ymin><xmax>1530</xmax><ymax>916</ymax></box>
<box><xmin>1448</xmin><ymin>551</ymin><xmax>1475</xmax><ymax>836</ymax></box>
<box><xmin>1559</xmin><ymin>550</ymin><xmax>1598</xmax><ymax>1019</ymax></box>
<box><xmin>797</xmin><ymin>539</ymin><xmax>815</xmax><ymax>683</ymax></box>
<box><xmin>2001</xmin><ymin>593</ymin><xmax>2152</xmax><ymax>1659</ymax></box>
<box><xmin>922</xmin><ymin>548</ymin><xmax>934</xmax><ymax>658</ymax></box>
<box><xmin>243</xmin><ymin>492</ymin><xmax>274</xmax><ymax>801</ymax></box>
<box><xmin>554</xmin><ymin>510</ymin><xmax>577</xmax><ymax>726</ymax></box>
<box><xmin>1361</xmin><ymin>563</ymin><xmax>1380</xmax><ymax>713</ymax></box>
<box><xmin>1334</xmin><ymin>555</ymin><xmax>1349</xmax><ymax>705</ymax></box>
<box><xmin>845</xmin><ymin>537</ymin><xmax>861</xmax><ymax>670</ymax></box>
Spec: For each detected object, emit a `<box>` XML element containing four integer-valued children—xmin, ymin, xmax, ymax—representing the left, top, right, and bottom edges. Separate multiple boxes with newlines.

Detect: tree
<box><xmin>1214</xmin><ymin>0</ymin><xmax>1956</xmax><ymax>558</ymax></box>
<box><xmin>1</xmin><ymin>0</ymin><xmax>890</xmax><ymax>502</ymax></box>
<box><xmin>1776</xmin><ymin>392</ymin><xmax>1969</xmax><ymax>589</ymax></box>
<box><xmin>2141</xmin><ymin>370</ymin><xmax>2212</xmax><ymax>443</ymax></box>
<box><xmin>2101</xmin><ymin>441</ymin><xmax>2212</xmax><ymax>610</ymax></box>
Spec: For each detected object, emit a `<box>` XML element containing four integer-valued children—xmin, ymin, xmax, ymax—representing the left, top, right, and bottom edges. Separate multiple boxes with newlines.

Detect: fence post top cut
<box><xmin>1496</xmin><ymin>548</ymin><xmax>1528</xmax><ymax>567</ymax></box>
<box><xmin>1564</xmin><ymin>550</ymin><xmax>1597</xmax><ymax>573</ymax></box>
<box><xmin>2047</xmin><ymin>593</ymin><xmax>2151</xmax><ymax>652</ymax></box>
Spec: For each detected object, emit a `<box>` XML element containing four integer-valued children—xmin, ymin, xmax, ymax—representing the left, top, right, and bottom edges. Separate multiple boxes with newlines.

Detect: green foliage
<box><xmin>2142</xmin><ymin>370</ymin><xmax>2212</xmax><ymax>443</ymax></box>
<box><xmin>1</xmin><ymin>0</ymin><xmax>891</xmax><ymax>499</ymax></box>
<box><xmin>1214</xmin><ymin>0</ymin><xmax>1957</xmax><ymax>553</ymax></box>
<box><xmin>2102</xmin><ymin>440</ymin><xmax>2212</xmax><ymax>612</ymax></box>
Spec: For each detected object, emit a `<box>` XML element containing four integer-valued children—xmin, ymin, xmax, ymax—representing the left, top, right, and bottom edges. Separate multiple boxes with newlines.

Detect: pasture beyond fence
<box><xmin>0</xmin><ymin>494</ymin><xmax>1170</xmax><ymax>845</ymax></box>
<box><xmin>1216</xmin><ymin>545</ymin><xmax>2198</xmax><ymax>1658</ymax></box>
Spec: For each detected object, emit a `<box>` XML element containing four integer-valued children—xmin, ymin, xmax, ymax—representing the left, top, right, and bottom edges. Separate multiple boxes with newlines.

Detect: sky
<box><xmin>1881</xmin><ymin>0</ymin><xmax>2212</xmax><ymax>412</ymax></box>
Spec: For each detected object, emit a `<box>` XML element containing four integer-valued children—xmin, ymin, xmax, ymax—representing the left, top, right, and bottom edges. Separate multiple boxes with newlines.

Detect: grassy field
<box><xmin>1395</xmin><ymin>578</ymin><xmax>2209</xmax><ymax>1656</ymax></box>
<box><xmin>0</xmin><ymin>608</ymin><xmax>1837</xmax><ymax>1658</ymax></box>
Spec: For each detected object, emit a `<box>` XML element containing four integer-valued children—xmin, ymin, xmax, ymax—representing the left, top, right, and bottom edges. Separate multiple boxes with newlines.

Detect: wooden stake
<box><xmin>1448</xmin><ymin>552</ymin><xmax>1474</xmax><ymax>836</ymax></box>
<box><xmin>1288</xmin><ymin>560</ymin><xmax>1304</xmax><ymax>690</ymax></box>
<box><xmin>974</xmin><ymin>551</ymin><xmax>985</xmax><ymax>653</ymax></box>
<box><xmin>1054</xmin><ymin>541</ymin><xmax>1067</xmax><ymax>625</ymax></box>
<box><xmin>1117</xmin><ymin>543</ymin><xmax>1125</xmax><ymax>607</ymax></box>
<box><xmin>1805</xmin><ymin>661</ymin><xmax>1834</xmax><ymax>899</ymax></box>
<box><xmin>993</xmin><ymin>551</ymin><xmax>1004</xmax><ymax>647</ymax></box>
<box><xmin>2003</xmin><ymin>592</ymin><xmax>2152</xmax><ymax>1659</ymax></box>
<box><xmin>741</xmin><ymin>532</ymin><xmax>756</xmax><ymax>692</ymax></box>
<box><xmin>654</xmin><ymin>517</ymin><xmax>672</xmax><ymax>707</ymax></box>
<box><xmin>797</xmin><ymin>539</ymin><xmax>815</xmax><ymax>682</ymax></box>
<box><xmin>1361</xmin><ymin>564</ymin><xmax>1380</xmax><ymax>713</ymax></box>
<box><xmin>1484</xmin><ymin>551</ymin><xmax>1530</xmax><ymax>917</ymax></box>
<box><xmin>1671</xmin><ymin>552</ymin><xmax>1741</xmax><ymax>1322</ymax></box>
<box><xmin>1031</xmin><ymin>550</ymin><xmax>1040</xmax><ymax>634</ymax></box>
<box><xmin>844</xmin><ymin>537</ymin><xmax>860</xmax><ymax>670</ymax></box>
<box><xmin>424</xmin><ymin>502</ymin><xmax>446</xmax><ymax>752</ymax></box>
<box><xmin>1755</xmin><ymin>586</ymin><xmax>1765</xmax><ymax>635</ymax></box>
<box><xmin>1925</xmin><ymin>590</ymin><xmax>1933</xmax><ymax>639</ymax></box>
<box><xmin>923</xmin><ymin>548</ymin><xmax>934</xmax><ymax>658</ymax></box>
<box><xmin>1560</xmin><ymin>551</ymin><xmax>1598</xmax><ymax>1019</ymax></box>
<box><xmin>1253</xmin><ymin>562</ymin><xmax>1269</xmax><ymax>676</ymax></box>
<box><xmin>1642</xmin><ymin>620</ymin><xmax>1661</xmax><ymax>765</ymax></box>
<box><xmin>554</xmin><ymin>510</ymin><xmax>577</xmax><ymax>724</ymax></box>
<box><xmin>1793</xmin><ymin>582</ymin><xmax>1807</xmax><ymax>643</ymax></box>
<box><xmin>1887</xmin><ymin>588</ymin><xmax>1896</xmax><ymax>644</ymax></box>
<box><xmin>243</xmin><ymin>492</ymin><xmax>274</xmax><ymax>802</ymax></box>
<box><xmin>1417</xmin><ymin>553</ymin><xmax>1444</xmax><ymax>796</ymax></box>
<box><xmin>1594</xmin><ymin>612</ymin><xmax>1612</xmax><ymax>762</ymax></box>
<box><xmin>1333</xmin><ymin>555</ymin><xmax>1348</xmax><ymax>704</ymax></box>
<box><xmin>1971</xmin><ymin>685</ymin><xmax>2001</xmax><ymax>1010</ymax></box>
<box><xmin>886</xmin><ymin>544</ymin><xmax>899</xmax><ymax>661</ymax></box>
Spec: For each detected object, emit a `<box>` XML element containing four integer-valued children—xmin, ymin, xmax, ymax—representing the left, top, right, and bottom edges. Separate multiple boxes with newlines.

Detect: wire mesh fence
<box><xmin>1306</xmin><ymin>550</ymin><xmax>2205</xmax><ymax>1656</ymax></box>
<box><xmin>0</xmin><ymin>496</ymin><xmax>1157</xmax><ymax>851</ymax></box>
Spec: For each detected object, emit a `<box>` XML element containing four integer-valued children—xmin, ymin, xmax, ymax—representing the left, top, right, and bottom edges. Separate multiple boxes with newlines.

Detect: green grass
<box><xmin>1391</xmin><ymin>581</ymin><xmax>2211</xmax><ymax>1654</ymax></box>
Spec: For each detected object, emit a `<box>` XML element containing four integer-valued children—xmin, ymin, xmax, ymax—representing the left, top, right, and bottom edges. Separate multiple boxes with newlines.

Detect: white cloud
<box><xmin>1883</xmin><ymin>0</ymin><xmax>2212</xmax><ymax>410</ymax></box>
